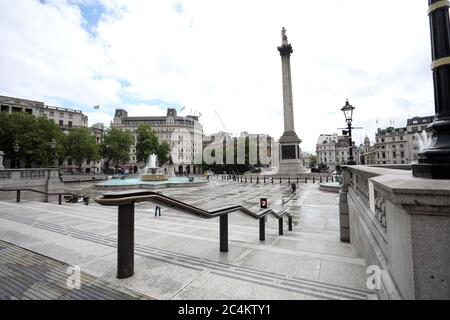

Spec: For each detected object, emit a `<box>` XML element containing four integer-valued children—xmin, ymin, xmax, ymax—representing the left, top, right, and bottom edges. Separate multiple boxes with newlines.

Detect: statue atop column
<box><xmin>281</xmin><ymin>27</ymin><xmax>289</xmax><ymax>46</ymax></box>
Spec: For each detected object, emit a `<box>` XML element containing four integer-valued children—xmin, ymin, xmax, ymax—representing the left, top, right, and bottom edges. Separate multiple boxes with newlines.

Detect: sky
<box><xmin>0</xmin><ymin>0</ymin><xmax>436</xmax><ymax>153</ymax></box>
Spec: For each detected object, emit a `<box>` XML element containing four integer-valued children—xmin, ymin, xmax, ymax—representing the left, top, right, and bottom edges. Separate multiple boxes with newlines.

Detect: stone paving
<box><xmin>0</xmin><ymin>178</ymin><xmax>375</xmax><ymax>300</ymax></box>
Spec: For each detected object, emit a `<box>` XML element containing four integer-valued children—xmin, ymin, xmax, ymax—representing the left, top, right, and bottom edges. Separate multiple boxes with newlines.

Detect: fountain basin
<box><xmin>140</xmin><ymin>174</ymin><xmax>168</xmax><ymax>181</ymax></box>
<box><xmin>95</xmin><ymin>177</ymin><xmax>207</xmax><ymax>190</ymax></box>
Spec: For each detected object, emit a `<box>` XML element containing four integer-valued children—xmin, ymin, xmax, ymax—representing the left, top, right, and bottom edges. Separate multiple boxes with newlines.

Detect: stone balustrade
<box><xmin>0</xmin><ymin>168</ymin><xmax>63</xmax><ymax>201</ymax></box>
<box><xmin>340</xmin><ymin>165</ymin><xmax>450</xmax><ymax>300</ymax></box>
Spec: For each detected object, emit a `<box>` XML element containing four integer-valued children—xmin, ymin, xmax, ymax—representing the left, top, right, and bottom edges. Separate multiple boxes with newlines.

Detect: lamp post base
<box><xmin>412</xmin><ymin>163</ymin><xmax>450</xmax><ymax>179</ymax></box>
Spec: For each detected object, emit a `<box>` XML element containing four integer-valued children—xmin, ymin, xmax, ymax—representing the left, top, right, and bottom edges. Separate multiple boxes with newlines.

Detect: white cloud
<box><xmin>0</xmin><ymin>0</ymin><xmax>436</xmax><ymax>153</ymax></box>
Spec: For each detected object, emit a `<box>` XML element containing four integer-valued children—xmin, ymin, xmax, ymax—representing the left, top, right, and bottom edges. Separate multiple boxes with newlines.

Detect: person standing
<box><xmin>155</xmin><ymin>205</ymin><xmax>161</xmax><ymax>217</ymax></box>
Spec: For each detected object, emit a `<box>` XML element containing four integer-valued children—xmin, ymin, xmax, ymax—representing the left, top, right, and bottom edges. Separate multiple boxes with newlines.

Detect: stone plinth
<box><xmin>340</xmin><ymin>165</ymin><xmax>450</xmax><ymax>300</ymax></box>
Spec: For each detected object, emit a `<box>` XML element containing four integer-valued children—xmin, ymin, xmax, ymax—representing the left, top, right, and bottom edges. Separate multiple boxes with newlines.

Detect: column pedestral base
<box><xmin>412</xmin><ymin>163</ymin><xmax>450</xmax><ymax>179</ymax></box>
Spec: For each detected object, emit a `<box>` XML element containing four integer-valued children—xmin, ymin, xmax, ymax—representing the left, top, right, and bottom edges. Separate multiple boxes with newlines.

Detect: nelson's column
<box><xmin>276</xmin><ymin>28</ymin><xmax>307</xmax><ymax>174</ymax></box>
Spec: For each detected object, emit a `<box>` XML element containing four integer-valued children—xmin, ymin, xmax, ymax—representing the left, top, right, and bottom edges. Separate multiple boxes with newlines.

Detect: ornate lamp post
<box><xmin>12</xmin><ymin>141</ymin><xmax>20</xmax><ymax>169</ymax></box>
<box><xmin>50</xmin><ymin>138</ymin><xmax>57</xmax><ymax>168</ymax></box>
<box><xmin>341</xmin><ymin>99</ymin><xmax>357</xmax><ymax>165</ymax></box>
<box><xmin>412</xmin><ymin>0</ymin><xmax>450</xmax><ymax>179</ymax></box>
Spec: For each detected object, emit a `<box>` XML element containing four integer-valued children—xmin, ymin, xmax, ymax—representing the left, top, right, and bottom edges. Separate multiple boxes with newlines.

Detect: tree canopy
<box><xmin>101</xmin><ymin>127</ymin><xmax>134</xmax><ymax>170</ymax></box>
<box><xmin>136</xmin><ymin>124</ymin><xmax>171</xmax><ymax>166</ymax></box>
<box><xmin>0</xmin><ymin>112</ymin><xmax>65</xmax><ymax>167</ymax></box>
<box><xmin>64</xmin><ymin>128</ymin><xmax>100</xmax><ymax>171</ymax></box>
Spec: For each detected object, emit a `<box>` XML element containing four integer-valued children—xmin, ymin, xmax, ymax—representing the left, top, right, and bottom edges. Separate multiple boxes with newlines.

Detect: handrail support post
<box><xmin>220</xmin><ymin>214</ymin><xmax>229</xmax><ymax>252</ymax></box>
<box><xmin>259</xmin><ymin>217</ymin><xmax>265</xmax><ymax>241</ymax></box>
<box><xmin>117</xmin><ymin>203</ymin><xmax>135</xmax><ymax>279</ymax></box>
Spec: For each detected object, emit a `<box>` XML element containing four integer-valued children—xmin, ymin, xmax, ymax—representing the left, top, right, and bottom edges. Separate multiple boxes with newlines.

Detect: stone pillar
<box><xmin>339</xmin><ymin>167</ymin><xmax>351</xmax><ymax>242</ymax></box>
<box><xmin>0</xmin><ymin>151</ymin><xmax>4</xmax><ymax>170</ymax></box>
<box><xmin>412</xmin><ymin>0</ymin><xmax>450</xmax><ymax>178</ymax></box>
<box><xmin>276</xmin><ymin>27</ymin><xmax>307</xmax><ymax>175</ymax></box>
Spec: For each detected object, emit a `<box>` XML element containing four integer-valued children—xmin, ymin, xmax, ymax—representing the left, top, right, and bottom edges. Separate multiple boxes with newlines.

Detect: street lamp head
<box><xmin>13</xmin><ymin>141</ymin><xmax>20</xmax><ymax>153</ymax></box>
<box><xmin>341</xmin><ymin>99</ymin><xmax>355</xmax><ymax>123</ymax></box>
<box><xmin>50</xmin><ymin>138</ymin><xmax>57</xmax><ymax>150</ymax></box>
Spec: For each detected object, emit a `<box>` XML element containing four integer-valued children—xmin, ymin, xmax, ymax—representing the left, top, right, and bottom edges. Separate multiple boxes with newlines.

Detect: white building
<box><xmin>111</xmin><ymin>108</ymin><xmax>204</xmax><ymax>175</ymax></box>
<box><xmin>316</xmin><ymin>133</ymin><xmax>360</xmax><ymax>171</ymax></box>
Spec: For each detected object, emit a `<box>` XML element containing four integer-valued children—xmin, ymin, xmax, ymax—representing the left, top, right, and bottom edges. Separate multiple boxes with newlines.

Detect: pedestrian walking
<box><xmin>155</xmin><ymin>205</ymin><xmax>161</xmax><ymax>217</ymax></box>
<box><xmin>291</xmin><ymin>183</ymin><xmax>297</xmax><ymax>194</ymax></box>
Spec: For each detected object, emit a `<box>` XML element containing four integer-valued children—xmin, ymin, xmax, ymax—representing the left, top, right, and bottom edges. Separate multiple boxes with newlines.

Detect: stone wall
<box><xmin>340</xmin><ymin>165</ymin><xmax>450</xmax><ymax>300</ymax></box>
<box><xmin>0</xmin><ymin>169</ymin><xmax>64</xmax><ymax>202</ymax></box>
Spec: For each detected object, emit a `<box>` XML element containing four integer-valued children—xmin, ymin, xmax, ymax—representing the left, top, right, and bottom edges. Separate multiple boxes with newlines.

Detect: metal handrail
<box><xmin>0</xmin><ymin>188</ymin><xmax>89</xmax><ymax>205</ymax></box>
<box><xmin>95</xmin><ymin>189</ymin><xmax>294</xmax><ymax>279</ymax></box>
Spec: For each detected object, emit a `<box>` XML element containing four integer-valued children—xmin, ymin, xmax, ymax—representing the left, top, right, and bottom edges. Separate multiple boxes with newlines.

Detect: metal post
<box><xmin>288</xmin><ymin>177</ymin><xmax>291</xmax><ymax>184</ymax></box>
<box><xmin>264</xmin><ymin>177</ymin><xmax>266</xmax><ymax>184</ymax></box>
<box><xmin>288</xmin><ymin>217</ymin><xmax>293</xmax><ymax>231</ymax></box>
<box><xmin>117</xmin><ymin>203</ymin><xmax>135</xmax><ymax>279</ymax></box>
<box><xmin>297</xmin><ymin>177</ymin><xmax>299</xmax><ymax>184</ymax></box>
<box><xmin>313</xmin><ymin>177</ymin><xmax>315</xmax><ymax>183</ymax></box>
<box><xmin>271</xmin><ymin>178</ymin><xmax>273</xmax><ymax>184</ymax></box>
<box><xmin>58</xmin><ymin>194</ymin><xmax>62</xmax><ymax>205</ymax></box>
<box><xmin>16</xmin><ymin>190</ymin><xmax>20</xmax><ymax>203</ymax></box>
<box><xmin>257</xmin><ymin>177</ymin><xmax>259</xmax><ymax>184</ymax></box>
<box><xmin>259</xmin><ymin>218</ymin><xmax>265</xmax><ymax>241</ymax></box>
<box><xmin>280</xmin><ymin>178</ymin><xmax>282</xmax><ymax>184</ymax></box>
<box><xmin>326</xmin><ymin>176</ymin><xmax>329</xmax><ymax>182</ymax></box>
<box><xmin>220</xmin><ymin>215</ymin><xmax>228</xmax><ymax>252</ymax></box>
<box><xmin>412</xmin><ymin>0</ymin><xmax>450</xmax><ymax>179</ymax></box>
<box><xmin>278</xmin><ymin>218</ymin><xmax>283</xmax><ymax>235</ymax></box>
<box><xmin>305</xmin><ymin>177</ymin><xmax>307</xmax><ymax>184</ymax></box>
<box><xmin>250</xmin><ymin>177</ymin><xmax>253</xmax><ymax>183</ymax></box>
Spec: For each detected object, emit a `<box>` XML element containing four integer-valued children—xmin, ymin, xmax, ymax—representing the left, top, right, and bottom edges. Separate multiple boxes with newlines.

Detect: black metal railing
<box><xmin>95</xmin><ymin>189</ymin><xmax>294</xmax><ymax>279</ymax></box>
<box><xmin>220</xmin><ymin>175</ymin><xmax>335</xmax><ymax>184</ymax></box>
<box><xmin>0</xmin><ymin>188</ymin><xmax>90</xmax><ymax>206</ymax></box>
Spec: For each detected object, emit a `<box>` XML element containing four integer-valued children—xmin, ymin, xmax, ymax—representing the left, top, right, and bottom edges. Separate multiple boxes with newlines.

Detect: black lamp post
<box><xmin>50</xmin><ymin>138</ymin><xmax>57</xmax><ymax>168</ymax></box>
<box><xmin>341</xmin><ymin>99</ymin><xmax>357</xmax><ymax>165</ymax></box>
<box><xmin>412</xmin><ymin>0</ymin><xmax>450</xmax><ymax>179</ymax></box>
<box><xmin>12</xmin><ymin>141</ymin><xmax>20</xmax><ymax>169</ymax></box>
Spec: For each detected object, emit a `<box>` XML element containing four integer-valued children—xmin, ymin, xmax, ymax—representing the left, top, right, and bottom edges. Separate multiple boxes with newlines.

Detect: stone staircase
<box><xmin>0</xmin><ymin>193</ymin><xmax>376</xmax><ymax>300</ymax></box>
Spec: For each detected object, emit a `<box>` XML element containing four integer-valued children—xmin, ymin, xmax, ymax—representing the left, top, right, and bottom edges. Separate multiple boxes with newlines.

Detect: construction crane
<box><xmin>215</xmin><ymin>110</ymin><xmax>228</xmax><ymax>132</ymax></box>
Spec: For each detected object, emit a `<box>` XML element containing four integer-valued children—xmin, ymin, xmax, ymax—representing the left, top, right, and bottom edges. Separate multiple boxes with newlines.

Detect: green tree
<box><xmin>309</xmin><ymin>154</ymin><xmax>318</xmax><ymax>168</ymax></box>
<box><xmin>0</xmin><ymin>112</ymin><xmax>64</xmax><ymax>168</ymax></box>
<box><xmin>101</xmin><ymin>128</ymin><xmax>133</xmax><ymax>172</ymax></box>
<box><xmin>157</xmin><ymin>141</ymin><xmax>171</xmax><ymax>166</ymax></box>
<box><xmin>136</xmin><ymin>124</ymin><xmax>159</xmax><ymax>163</ymax></box>
<box><xmin>64</xmin><ymin>128</ymin><xmax>100</xmax><ymax>172</ymax></box>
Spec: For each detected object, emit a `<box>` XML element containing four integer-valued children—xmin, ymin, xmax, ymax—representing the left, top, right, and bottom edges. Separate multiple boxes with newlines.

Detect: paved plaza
<box><xmin>0</xmin><ymin>179</ymin><xmax>375</xmax><ymax>300</ymax></box>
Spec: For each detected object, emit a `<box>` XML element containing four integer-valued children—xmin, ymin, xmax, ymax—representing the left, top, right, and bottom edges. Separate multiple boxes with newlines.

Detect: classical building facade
<box><xmin>316</xmin><ymin>134</ymin><xmax>360</xmax><ymax>171</ymax></box>
<box><xmin>111</xmin><ymin>108</ymin><xmax>203</xmax><ymax>175</ymax></box>
<box><xmin>361</xmin><ymin>116</ymin><xmax>434</xmax><ymax>165</ymax></box>
<box><xmin>0</xmin><ymin>95</ymin><xmax>88</xmax><ymax>133</ymax></box>
<box><xmin>0</xmin><ymin>95</ymin><xmax>104</xmax><ymax>173</ymax></box>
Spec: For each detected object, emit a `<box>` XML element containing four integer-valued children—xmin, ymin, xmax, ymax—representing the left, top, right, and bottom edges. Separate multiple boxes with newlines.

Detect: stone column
<box><xmin>339</xmin><ymin>167</ymin><xmax>351</xmax><ymax>242</ymax></box>
<box><xmin>413</xmin><ymin>0</ymin><xmax>450</xmax><ymax>178</ymax></box>
<box><xmin>0</xmin><ymin>151</ymin><xmax>4</xmax><ymax>170</ymax></box>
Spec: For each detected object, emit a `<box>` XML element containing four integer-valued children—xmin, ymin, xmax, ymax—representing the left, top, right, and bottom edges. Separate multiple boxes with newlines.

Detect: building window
<box><xmin>69</xmin><ymin>114</ymin><xmax>73</xmax><ymax>119</ymax></box>
<box><xmin>59</xmin><ymin>112</ymin><xmax>64</xmax><ymax>118</ymax></box>
<box><xmin>68</xmin><ymin>121</ymin><xmax>73</xmax><ymax>128</ymax></box>
<box><xmin>49</xmin><ymin>111</ymin><xmax>55</xmax><ymax>117</ymax></box>
<box><xmin>382</xmin><ymin>152</ymin><xmax>386</xmax><ymax>158</ymax></box>
<box><xmin>401</xmin><ymin>151</ymin><xmax>405</xmax><ymax>158</ymax></box>
<box><xmin>59</xmin><ymin>120</ymin><xmax>64</xmax><ymax>126</ymax></box>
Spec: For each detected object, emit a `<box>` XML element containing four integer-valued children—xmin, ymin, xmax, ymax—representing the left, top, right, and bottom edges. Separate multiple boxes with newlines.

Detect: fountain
<box><xmin>140</xmin><ymin>154</ymin><xmax>169</xmax><ymax>181</ymax></box>
<box><xmin>95</xmin><ymin>154</ymin><xmax>207</xmax><ymax>190</ymax></box>
<box><xmin>416</xmin><ymin>131</ymin><xmax>432</xmax><ymax>152</ymax></box>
